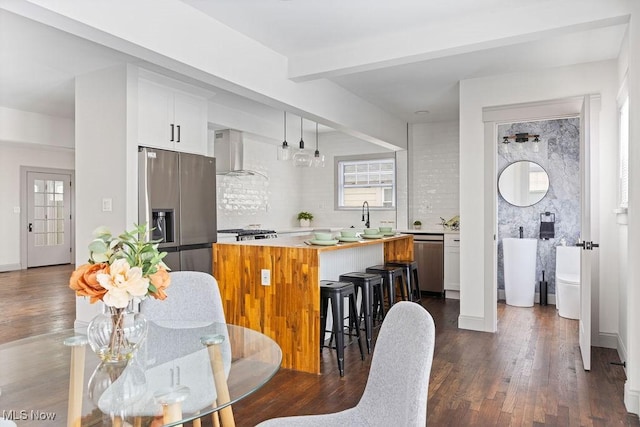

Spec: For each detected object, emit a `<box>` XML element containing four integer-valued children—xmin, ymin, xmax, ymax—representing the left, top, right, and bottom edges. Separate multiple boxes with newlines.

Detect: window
<box><xmin>336</xmin><ymin>155</ymin><xmax>395</xmax><ymax>208</ymax></box>
<box><xmin>619</xmin><ymin>95</ymin><xmax>629</xmax><ymax>209</ymax></box>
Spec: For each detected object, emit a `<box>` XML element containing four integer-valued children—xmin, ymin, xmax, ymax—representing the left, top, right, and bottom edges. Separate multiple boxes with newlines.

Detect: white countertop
<box><xmin>398</xmin><ymin>228</ymin><xmax>460</xmax><ymax>235</ymax></box>
<box><xmin>275</xmin><ymin>227</ymin><xmax>460</xmax><ymax>235</ymax></box>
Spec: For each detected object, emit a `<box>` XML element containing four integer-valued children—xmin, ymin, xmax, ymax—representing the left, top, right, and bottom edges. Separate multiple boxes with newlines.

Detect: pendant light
<box><xmin>292</xmin><ymin>116</ymin><xmax>312</xmax><ymax>167</ymax></box>
<box><xmin>313</xmin><ymin>122</ymin><xmax>325</xmax><ymax>167</ymax></box>
<box><xmin>278</xmin><ymin>112</ymin><xmax>290</xmax><ymax>161</ymax></box>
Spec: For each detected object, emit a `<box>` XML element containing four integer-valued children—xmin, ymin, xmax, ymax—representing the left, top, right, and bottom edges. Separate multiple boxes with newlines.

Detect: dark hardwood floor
<box><xmin>1</xmin><ymin>265</ymin><xmax>638</xmax><ymax>426</ymax></box>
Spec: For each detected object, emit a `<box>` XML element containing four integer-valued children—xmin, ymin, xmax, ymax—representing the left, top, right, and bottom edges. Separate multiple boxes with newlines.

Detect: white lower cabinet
<box><xmin>444</xmin><ymin>234</ymin><xmax>460</xmax><ymax>295</ymax></box>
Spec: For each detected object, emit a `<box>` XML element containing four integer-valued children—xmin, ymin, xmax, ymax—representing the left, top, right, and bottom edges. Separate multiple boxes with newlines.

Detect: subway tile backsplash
<box><xmin>410</xmin><ymin>121</ymin><xmax>460</xmax><ymax>229</ymax></box>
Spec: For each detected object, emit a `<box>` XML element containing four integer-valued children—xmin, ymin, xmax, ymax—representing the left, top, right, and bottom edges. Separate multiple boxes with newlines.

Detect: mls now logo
<box><xmin>2</xmin><ymin>410</ymin><xmax>56</xmax><ymax>421</ymax></box>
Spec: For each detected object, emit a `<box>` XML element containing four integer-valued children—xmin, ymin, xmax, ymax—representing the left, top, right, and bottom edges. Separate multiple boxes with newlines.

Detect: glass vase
<box><xmin>87</xmin><ymin>302</ymin><xmax>148</xmax><ymax>363</ymax></box>
<box><xmin>88</xmin><ymin>359</ymin><xmax>147</xmax><ymax>411</ymax></box>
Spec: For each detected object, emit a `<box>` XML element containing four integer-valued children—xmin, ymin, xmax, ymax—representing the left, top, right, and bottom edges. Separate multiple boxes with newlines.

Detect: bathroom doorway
<box><xmin>485</xmin><ymin>95</ymin><xmax>600</xmax><ymax>371</ymax></box>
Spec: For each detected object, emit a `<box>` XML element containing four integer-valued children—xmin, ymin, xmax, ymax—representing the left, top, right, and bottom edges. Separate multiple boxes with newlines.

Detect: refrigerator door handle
<box><xmin>138</xmin><ymin>148</ymin><xmax>151</xmax><ymax>230</ymax></box>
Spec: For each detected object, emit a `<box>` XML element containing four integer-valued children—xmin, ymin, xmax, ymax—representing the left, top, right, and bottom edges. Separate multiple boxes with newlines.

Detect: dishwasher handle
<box><xmin>413</xmin><ymin>234</ymin><xmax>444</xmax><ymax>242</ymax></box>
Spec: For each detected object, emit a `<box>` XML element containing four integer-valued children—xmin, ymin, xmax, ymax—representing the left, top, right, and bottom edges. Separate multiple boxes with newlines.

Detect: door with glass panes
<box><xmin>27</xmin><ymin>172</ymin><xmax>71</xmax><ymax>267</ymax></box>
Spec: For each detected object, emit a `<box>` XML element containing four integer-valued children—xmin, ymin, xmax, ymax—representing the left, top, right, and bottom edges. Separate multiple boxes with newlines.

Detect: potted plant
<box><xmin>297</xmin><ymin>211</ymin><xmax>314</xmax><ymax>227</ymax></box>
<box><xmin>413</xmin><ymin>220</ymin><xmax>422</xmax><ymax>230</ymax></box>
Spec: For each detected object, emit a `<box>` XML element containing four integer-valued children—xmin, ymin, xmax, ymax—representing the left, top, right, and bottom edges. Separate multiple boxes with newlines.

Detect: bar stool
<box><xmin>339</xmin><ymin>272</ymin><xmax>383</xmax><ymax>353</ymax></box>
<box><xmin>386</xmin><ymin>260</ymin><xmax>421</xmax><ymax>303</ymax></box>
<box><xmin>366</xmin><ymin>265</ymin><xmax>405</xmax><ymax>308</ymax></box>
<box><xmin>320</xmin><ymin>280</ymin><xmax>365</xmax><ymax>376</ymax></box>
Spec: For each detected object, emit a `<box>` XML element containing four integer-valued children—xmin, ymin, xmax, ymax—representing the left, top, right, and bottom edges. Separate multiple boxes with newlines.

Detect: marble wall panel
<box><xmin>497</xmin><ymin>118</ymin><xmax>581</xmax><ymax>298</ymax></box>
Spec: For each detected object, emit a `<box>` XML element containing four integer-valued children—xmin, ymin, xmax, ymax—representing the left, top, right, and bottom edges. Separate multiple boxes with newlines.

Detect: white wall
<box><xmin>74</xmin><ymin>65</ymin><xmax>132</xmax><ymax>324</ymax></box>
<box><xmin>0</xmin><ymin>107</ymin><xmax>74</xmax><ymax>271</ymax></box>
<box><xmin>300</xmin><ymin>132</ymin><xmax>397</xmax><ymax>229</ymax></box>
<box><xmin>459</xmin><ymin>60</ymin><xmax>619</xmax><ymax>336</ymax></box>
<box><xmin>409</xmin><ymin>121</ymin><xmax>460</xmax><ymax>228</ymax></box>
<box><xmin>215</xmin><ymin>130</ymin><xmax>398</xmax><ymax>231</ymax></box>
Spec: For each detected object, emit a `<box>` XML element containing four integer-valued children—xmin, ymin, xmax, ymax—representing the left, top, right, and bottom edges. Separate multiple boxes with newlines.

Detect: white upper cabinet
<box><xmin>138</xmin><ymin>78</ymin><xmax>207</xmax><ymax>155</ymax></box>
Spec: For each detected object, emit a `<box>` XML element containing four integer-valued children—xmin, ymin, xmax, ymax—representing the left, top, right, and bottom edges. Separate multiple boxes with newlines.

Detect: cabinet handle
<box><xmin>176</xmin><ymin>125</ymin><xmax>181</xmax><ymax>143</ymax></box>
<box><xmin>170</xmin><ymin>124</ymin><xmax>175</xmax><ymax>142</ymax></box>
<box><xmin>454</xmin><ymin>239</ymin><xmax>460</xmax><ymax>242</ymax></box>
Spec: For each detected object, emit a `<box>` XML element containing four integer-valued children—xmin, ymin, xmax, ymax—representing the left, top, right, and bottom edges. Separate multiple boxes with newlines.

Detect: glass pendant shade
<box><xmin>313</xmin><ymin>150</ymin><xmax>325</xmax><ymax>168</ymax></box>
<box><xmin>278</xmin><ymin>141</ymin><xmax>290</xmax><ymax>160</ymax></box>
<box><xmin>293</xmin><ymin>149</ymin><xmax>312</xmax><ymax>167</ymax></box>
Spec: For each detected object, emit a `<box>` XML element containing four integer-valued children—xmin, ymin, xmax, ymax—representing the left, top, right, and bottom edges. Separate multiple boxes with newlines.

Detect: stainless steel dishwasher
<box><xmin>413</xmin><ymin>233</ymin><xmax>444</xmax><ymax>296</ymax></box>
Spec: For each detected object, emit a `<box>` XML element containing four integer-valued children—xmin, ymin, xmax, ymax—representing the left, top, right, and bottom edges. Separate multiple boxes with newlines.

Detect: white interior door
<box><xmin>27</xmin><ymin>172</ymin><xmax>72</xmax><ymax>267</ymax></box>
<box><xmin>579</xmin><ymin>97</ymin><xmax>592</xmax><ymax>371</ymax></box>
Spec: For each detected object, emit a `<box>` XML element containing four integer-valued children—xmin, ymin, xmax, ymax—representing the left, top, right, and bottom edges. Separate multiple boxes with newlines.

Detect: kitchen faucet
<box><xmin>362</xmin><ymin>201</ymin><xmax>370</xmax><ymax>229</ymax></box>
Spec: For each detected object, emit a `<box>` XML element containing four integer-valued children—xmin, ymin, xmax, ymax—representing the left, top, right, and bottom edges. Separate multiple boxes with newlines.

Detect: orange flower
<box><xmin>69</xmin><ymin>263</ymin><xmax>109</xmax><ymax>303</ymax></box>
<box><xmin>148</xmin><ymin>267</ymin><xmax>171</xmax><ymax>300</ymax></box>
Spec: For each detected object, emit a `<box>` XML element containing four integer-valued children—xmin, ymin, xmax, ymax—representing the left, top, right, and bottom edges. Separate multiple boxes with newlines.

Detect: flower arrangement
<box><xmin>70</xmin><ymin>223</ymin><xmax>170</xmax><ymax>307</ymax></box>
<box><xmin>70</xmin><ymin>224</ymin><xmax>170</xmax><ymax>362</ymax></box>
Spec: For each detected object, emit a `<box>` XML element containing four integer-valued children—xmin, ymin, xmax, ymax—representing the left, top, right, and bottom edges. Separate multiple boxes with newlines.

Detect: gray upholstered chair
<box><xmin>256</xmin><ymin>301</ymin><xmax>436</xmax><ymax>426</ymax></box>
<box><xmin>132</xmin><ymin>271</ymin><xmax>231</xmax><ymax>423</ymax></box>
<box><xmin>140</xmin><ymin>271</ymin><xmax>226</xmax><ymax>326</ymax></box>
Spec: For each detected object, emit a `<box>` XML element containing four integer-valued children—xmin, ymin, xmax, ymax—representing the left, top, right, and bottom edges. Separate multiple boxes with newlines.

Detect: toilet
<box><xmin>555</xmin><ymin>246</ymin><xmax>581</xmax><ymax>319</ymax></box>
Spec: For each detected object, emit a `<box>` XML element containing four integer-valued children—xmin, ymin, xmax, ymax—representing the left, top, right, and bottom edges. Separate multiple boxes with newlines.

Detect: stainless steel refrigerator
<box><xmin>138</xmin><ymin>147</ymin><xmax>217</xmax><ymax>274</ymax></box>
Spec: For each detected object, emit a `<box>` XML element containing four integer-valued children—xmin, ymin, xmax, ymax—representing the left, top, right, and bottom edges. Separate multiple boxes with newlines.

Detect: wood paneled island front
<box><xmin>213</xmin><ymin>234</ymin><xmax>413</xmax><ymax>374</ymax></box>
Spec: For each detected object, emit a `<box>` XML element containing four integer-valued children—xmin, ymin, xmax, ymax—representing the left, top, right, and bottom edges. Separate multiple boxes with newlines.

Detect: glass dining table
<box><xmin>0</xmin><ymin>322</ymin><xmax>282</xmax><ymax>426</ymax></box>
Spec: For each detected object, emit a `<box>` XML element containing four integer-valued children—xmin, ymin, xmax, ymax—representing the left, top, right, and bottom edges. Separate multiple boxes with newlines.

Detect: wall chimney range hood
<box><xmin>214</xmin><ymin>129</ymin><xmax>267</xmax><ymax>179</ymax></box>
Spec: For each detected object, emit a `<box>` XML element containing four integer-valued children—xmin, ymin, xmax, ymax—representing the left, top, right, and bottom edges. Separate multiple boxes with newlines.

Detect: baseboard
<box><xmin>445</xmin><ymin>290</ymin><xmax>460</xmax><ymax>300</ymax></box>
<box><xmin>0</xmin><ymin>263</ymin><xmax>21</xmax><ymax>272</ymax></box>
<box><xmin>596</xmin><ymin>332</ymin><xmax>619</xmax><ymax>350</ymax></box>
<box><xmin>617</xmin><ymin>335</ymin><xmax>628</xmax><ymax>374</ymax></box>
<box><xmin>497</xmin><ymin>289</ymin><xmax>557</xmax><ymax>306</ymax></box>
<box><xmin>625</xmin><ymin>382</ymin><xmax>640</xmax><ymax>416</ymax></box>
<box><xmin>458</xmin><ymin>314</ymin><xmax>487</xmax><ymax>331</ymax></box>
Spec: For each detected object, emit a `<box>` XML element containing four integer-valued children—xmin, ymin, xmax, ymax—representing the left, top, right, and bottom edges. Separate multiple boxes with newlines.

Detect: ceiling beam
<box><xmin>288</xmin><ymin>1</ymin><xmax>630</xmax><ymax>82</ymax></box>
<box><xmin>1</xmin><ymin>0</ymin><xmax>407</xmax><ymax>149</ymax></box>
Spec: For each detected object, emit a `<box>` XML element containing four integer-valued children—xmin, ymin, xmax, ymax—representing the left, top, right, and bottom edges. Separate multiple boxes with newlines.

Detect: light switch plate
<box><xmin>102</xmin><ymin>198</ymin><xmax>113</xmax><ymax>212</ymax></box>
<box><xmin>261</xmin><ymin>269</ymin><xmax>271</xmax><ymax>286</ymax></box>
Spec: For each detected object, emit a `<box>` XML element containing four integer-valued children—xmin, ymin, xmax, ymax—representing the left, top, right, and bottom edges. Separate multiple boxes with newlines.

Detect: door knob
<box><xmin>576</xmin><ymin>241</ymin><xmax>599</xmax><ymax>250</ymax></box>
<box><xmin>28</xmin><ymin>223</ymin><xmax>33</xmax><ymax>232</ymax></box>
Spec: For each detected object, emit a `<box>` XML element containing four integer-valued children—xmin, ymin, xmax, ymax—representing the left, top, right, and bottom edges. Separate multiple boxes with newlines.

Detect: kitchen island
<box><xmin>212</xmin><ymin>234</ymin><xmax>413</xmax><ymax>374</ymax></box>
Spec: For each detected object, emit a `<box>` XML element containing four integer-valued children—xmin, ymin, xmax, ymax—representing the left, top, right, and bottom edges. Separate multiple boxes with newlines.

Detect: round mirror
<box><xmin>498</xmin><ymin>161</ymin><xmax>549</xmax><ymax>207</ymax></box>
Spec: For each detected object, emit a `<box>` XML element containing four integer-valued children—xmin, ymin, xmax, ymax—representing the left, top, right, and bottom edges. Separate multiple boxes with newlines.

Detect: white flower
<box><xmin>97</xmin><ymin>258</ymin><xmax>150</xmax><ymax>308</ymax></box>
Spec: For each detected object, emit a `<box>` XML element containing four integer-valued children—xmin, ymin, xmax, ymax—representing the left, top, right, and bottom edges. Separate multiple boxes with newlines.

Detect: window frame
<box><xmin>334</xmin><ymin>153</ymin><xmax>397</xmax><ymax>210</ymax></box>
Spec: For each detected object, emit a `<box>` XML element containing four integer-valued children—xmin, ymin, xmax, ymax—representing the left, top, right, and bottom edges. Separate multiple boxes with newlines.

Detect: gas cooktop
<box><xmin>218</xmin><ymin>228</ymin><xmax>276</xmax><ymax>236</ymax></box>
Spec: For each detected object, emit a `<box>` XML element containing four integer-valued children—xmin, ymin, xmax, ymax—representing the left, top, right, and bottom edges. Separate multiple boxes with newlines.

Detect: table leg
<box><xmin>163</xmin><ymin>403</ymin><xmax>183</xmax><ymax>426</ymax></box>
<box><xmin>201</xmin><ymin>335</ymin><xmax>235</xmax><ymax>427</ymax></box>
<box><xmin>64</xmin><ymin>336</ymin><xmax>87</xmax><ymax>427</ymax></box>
<box><xmin>153</xmin><ymin>385</ymin><xmax>189</xmax><ymax>427</ymax></box>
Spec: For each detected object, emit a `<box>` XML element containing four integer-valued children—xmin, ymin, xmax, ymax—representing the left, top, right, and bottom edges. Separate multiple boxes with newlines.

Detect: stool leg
<box><xmin>374</xmin><ymin>284</ymin><xmax>385</xmax><ymax>321</ymax></box>
<box><xmin>396</xmin><ymin>270</ymin><xmax>407</xmax><ymax>301</ymax></box>
<box><xmin>412</xmin><ymin>267</ymin><xmax>422</xmax><ymax>303</ymax></box>
<box><xmin>401</xmin><ymin>271</ymin><xmax>410</xmax><ymax>301</ymax></box>
<box><xmin>384</xmin><ymin>272</ymin><xmax>396</xmax><ymax>309</ymax></box>
<box><xmin>320</xmin><ymin>294</ymin><xmax>329</xmax><ymax>352</ymax></box>
<box><xmin>361</xmin><ymin>283</ymin><xmax>372</xmax><ymax>353</ymax></box>
<box><xmin>349</xmin><ymin>294</ymin><xmax>365</xmax><ymax>360</ymax></box>
<box><xmin>330</xmin><ymin>294</ymin><xmax>346</xmax><ymax>377</ymax></box>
